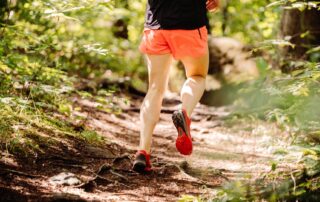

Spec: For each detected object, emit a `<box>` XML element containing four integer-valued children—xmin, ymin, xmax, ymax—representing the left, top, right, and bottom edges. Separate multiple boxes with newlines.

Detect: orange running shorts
<box><xmin>139</xmin><ymin>26</ymin><xmax>208</xmax><ymax>60</ymax></box>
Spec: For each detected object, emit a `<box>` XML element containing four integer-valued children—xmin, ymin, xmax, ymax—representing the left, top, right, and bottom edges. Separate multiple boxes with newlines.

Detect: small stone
<box><xmin>49</xmin><ymin>172</ymin><xmax>82</xmax><ymax>186</ymax></box>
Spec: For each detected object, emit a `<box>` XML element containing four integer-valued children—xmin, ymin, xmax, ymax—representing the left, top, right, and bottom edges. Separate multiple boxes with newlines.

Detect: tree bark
<box><xmin>280</xmin><ymin>2</ymin><xmax>320</xmax><ymax>63</ymax></box>
<box><xmin>0</xmin><ymin>0</ymin><xmax>8</xmax><ymax>25</ymax></box>
<box><xmin>113</xmin><ymin>0</ymin><xmax>129</xmax><ymax>39</ymax></box>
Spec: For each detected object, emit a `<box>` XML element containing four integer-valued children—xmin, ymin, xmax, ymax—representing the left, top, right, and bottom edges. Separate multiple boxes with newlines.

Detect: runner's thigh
<box><xmin>180</xmin><ymin>48</ymin><xmax>209</xmax><ymax>78</ymax></box>
<box><xmin>146</xmin><ymin>54</ymin><xmax>173</xmax><ymax>89</ymax></box>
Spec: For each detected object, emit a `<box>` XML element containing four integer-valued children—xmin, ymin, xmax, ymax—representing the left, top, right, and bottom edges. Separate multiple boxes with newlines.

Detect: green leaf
<box><xmin>271</xmin><ymin>162</ymin><xmax>277</xmax><ymax>171</ymax></box>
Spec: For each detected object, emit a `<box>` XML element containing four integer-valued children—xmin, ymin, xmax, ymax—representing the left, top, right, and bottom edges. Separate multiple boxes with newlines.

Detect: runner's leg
<box><xmin>180</xmin><ymin>48</ymin><xmax>209</xmax><ymax>117</ymax></box>
<box><xmin>139</xmin><ymin>54</ymin><xmax>173</xmax><ymax>153</ymax></box>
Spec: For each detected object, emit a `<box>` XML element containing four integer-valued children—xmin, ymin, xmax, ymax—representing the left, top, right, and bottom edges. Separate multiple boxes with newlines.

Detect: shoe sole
<box><xmin>172</xmin><ymin>110</ymin><xmax>188</xmax><ymax>135</ymax></box>
<box><xmin>132</xmin><ymin>161</ymin><xmax>146</xmax><ymax>173</ymax></box>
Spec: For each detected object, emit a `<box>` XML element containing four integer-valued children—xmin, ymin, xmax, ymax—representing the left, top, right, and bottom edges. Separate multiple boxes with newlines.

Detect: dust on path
<box><xmin>0</xmin><ymin>94</ymin><xmax>292</xmax><ymax>201</ymax></box>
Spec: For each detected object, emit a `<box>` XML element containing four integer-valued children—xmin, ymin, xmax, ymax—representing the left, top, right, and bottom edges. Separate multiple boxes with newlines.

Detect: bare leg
<box><xmin>139</xmin><ymin>54</ymin><xmax>173</xmax><ymax>153</ymax></box>
<box><xmin>180</xmin><ymin>49</ymin><xmax>209</xmax><ymax>117</ymax></box>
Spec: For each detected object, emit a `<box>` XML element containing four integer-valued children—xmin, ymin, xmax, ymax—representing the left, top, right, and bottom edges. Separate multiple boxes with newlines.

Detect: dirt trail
<box><xmin>0</xmin><ymin>94</ymin><xmax>292</xmax><ymax>201</ymax></box>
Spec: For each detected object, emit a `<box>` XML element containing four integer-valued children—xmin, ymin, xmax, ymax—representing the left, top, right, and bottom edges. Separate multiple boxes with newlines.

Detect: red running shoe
<box><xmin>132</xmin><ymin>150</ymin><xmax>152</xmax><ymax>173</ymax></box>
<box><xmin>172</xmin><ymin>109</ymin><xmax>193</xmax><ymax>155</ymax></box>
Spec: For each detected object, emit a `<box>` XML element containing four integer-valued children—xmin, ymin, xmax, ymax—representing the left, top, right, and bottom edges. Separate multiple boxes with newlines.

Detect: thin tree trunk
<box><xmin>0</xmin><ymin>0</ymin><xmax>8</xmax><ymax>25</ymax></box>
<box><xmin>113</xmin><ymin>0</ymin><xmax>129</xmax><ymax>39</ymax></box>
<box><xmin>280</xmin><ymin>2</ymin><xmax>320</xmax><ymax>65</ymax></box>
<box><xmin>221</xmin><ymin>0</ymin><xmax>230</xmax><ymax>35</ymax></box>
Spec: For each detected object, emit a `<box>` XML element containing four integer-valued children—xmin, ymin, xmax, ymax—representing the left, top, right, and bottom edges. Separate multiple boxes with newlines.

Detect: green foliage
<box><xmin>210</xmin><ymin>0</ymin><xmax>281</xmax><ymax>44</ymax></box>
<box><xmin>1</xmin><ymin>0</ymin><xmax>319</xmax><ymax>200</ymax></box>
<box><xmin>178</xmin><ymin>195</ymin><xmax>204</xmax><ymax>202</ymax></box>
<box><xmin>229</xmin><ymin>59</ymin><xmax>320</xmax><ymax>200</ymax></box>
<box><xmin>268</xmin><ymin>0</ymin><xmax>320</xmax><ymax>11</ymax></box>
<box><xmin>81</xmin><ymin>130</ymin><xmax>104</xmax><ymax>144</ymax></box>
<box><xmin>218</xmin><ymin>1</ymin><xmax>320</xmax><ymax>200</ymax></box>
<box><xmin>0</xmin><ymin>0</ymin><xmax>124</xmax><ymax>155</ymax></box>
<box><xmin>235</xmin><ymin>60</ymin><xmax>320</xmax><ymax>133</ymax></box>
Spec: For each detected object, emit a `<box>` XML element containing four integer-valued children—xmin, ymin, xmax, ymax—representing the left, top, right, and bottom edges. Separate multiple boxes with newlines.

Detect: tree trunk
<box><xmin>0</xmin><ymin>0</ymin><xmax>8</xmax><ymax>25</ymax></box>
<box><xmin>221</xmin><ymin>0</ymin><xmax>230</xmax><ymax>35</ymax></box>
<box><xmin>113</xmin><ymin>0</ymin><xmax>129</xmax><ymax>39</ymax></box>
<box><xmin>280</xmin><ymin>2</ymin><xmax>320</xmax><ymax>64</ymax></box>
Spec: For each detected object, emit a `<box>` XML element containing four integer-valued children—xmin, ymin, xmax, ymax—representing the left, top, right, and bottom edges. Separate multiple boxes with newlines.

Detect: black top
<box><xmin>145</xmin><ymin>0</ymin><xmax>208</xmax><ymax>30</ymax></box>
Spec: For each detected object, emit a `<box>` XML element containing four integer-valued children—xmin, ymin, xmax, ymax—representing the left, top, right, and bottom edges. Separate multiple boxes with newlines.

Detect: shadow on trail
<box><xmin>0</xmin><ymin>93</ymin><xmax>287</xmax><ymax>201</ymax></box>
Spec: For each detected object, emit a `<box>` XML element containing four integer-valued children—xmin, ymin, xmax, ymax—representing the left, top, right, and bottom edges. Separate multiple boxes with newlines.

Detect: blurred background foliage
<box><xmin>209</xmin><ymin>0</ymin><xmax>281</xmax><ymax>43</ymax></box>
<box><xmin>0</xmin><ymin>0</ymin><xmax>319</xmax><ymax>200</ymax></box>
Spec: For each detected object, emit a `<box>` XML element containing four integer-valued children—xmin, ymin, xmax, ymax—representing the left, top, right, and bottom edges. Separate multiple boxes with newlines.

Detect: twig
<box><xmin>82</xmin><ymin>155</ymin><xmax>115</xmax><ymax>160</ymax></box>
<box><xmin>75</xmin><ymin>163</ymin><xmax>126</xmax><ymax>188</ymax></box>
<box><xmin>74</xmin><ymin>170</ymin><xmax>112</xmax><ymax>188</ymax></box>
<box><xmin>49</xmin><ymin>163</ymin><xmax>86</xmax><ymax>168</ymax></box>
<box><xmin>94</xmin><ymin>173</ymin><xmax>112</xmax><ymax>183</ymax></box>
<box><xmin>121</xmin><ymin>107</ymin><xmax>140</xmax><ymax>112</ymax></box>
<box><xmin>109</xmin><ymin>170</ymin><xmax>128</xmax><ymax>181</ymax></box>
<box><xmin>169</xmin><ymin>163</ymin><xmax>225</xmax><ymax>188</ymax></box>
<box><xmin>1</xmin><ymin>168</ymin><xmax>40</xmax><ymax>178</ymax></box>
<box><xmin>290</xmin><ymin>171</ymin><xmax>297</xmax><ymax>194</ymax></box>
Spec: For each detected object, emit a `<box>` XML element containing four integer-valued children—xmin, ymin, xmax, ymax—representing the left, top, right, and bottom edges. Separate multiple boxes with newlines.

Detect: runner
<box><xmin>133</xmin><ymin>0</ymin><xmax>219</xmax><ymax>173</ymax></box>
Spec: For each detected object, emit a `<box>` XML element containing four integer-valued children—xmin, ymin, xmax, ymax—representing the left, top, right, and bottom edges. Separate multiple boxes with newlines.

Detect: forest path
<box><xmin>70</xmin><ymin>93</ymin><xmax>292</xmax><ymax>201</ymax></box>
<box><xmin>0</xmin><ymin>93</ymin><xmax>293</xmax><ymax>202</ymax></box>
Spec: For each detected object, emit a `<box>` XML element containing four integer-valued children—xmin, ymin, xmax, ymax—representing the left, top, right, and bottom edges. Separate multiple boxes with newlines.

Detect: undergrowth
<box><xmin>206</xmin><ymin>57</ymin><xmax>320</xmax><ymax>201</ymax></box>
<box><xmin>0</xmin><ymin>0</ymin><xmax>127</xmax><ymax>156</ymax></box>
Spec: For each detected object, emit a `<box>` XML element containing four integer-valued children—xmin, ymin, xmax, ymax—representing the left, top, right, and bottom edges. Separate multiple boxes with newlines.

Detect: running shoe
<box><xmin>172</xmin><ymin>109</ymin><xmax>193</xmax><ymax>155</ymax></box>
<box><xmin>132</xmin><ymin>150</ymin><xmax>152</xmax><ymax>173</ymax></box>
